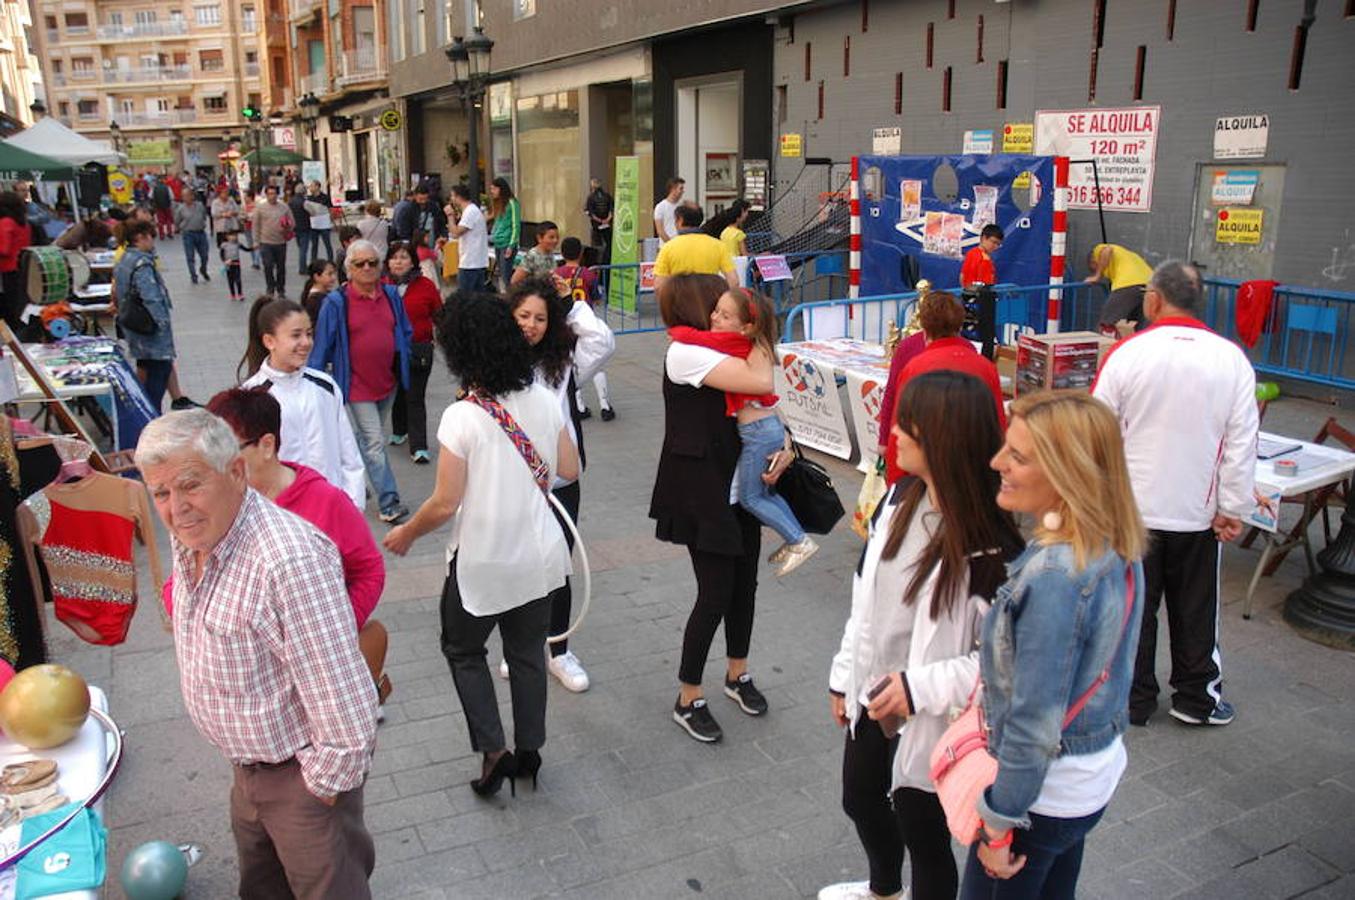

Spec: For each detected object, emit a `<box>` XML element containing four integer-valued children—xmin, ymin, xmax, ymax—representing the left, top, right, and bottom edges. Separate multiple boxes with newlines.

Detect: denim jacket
<box><xmin>977</xmin><ymin>541</ymin><xmax>1144</xmax><ymax>831</ymax></box>
<box><xmin>114</xmin><ymin>248</ymin><xmax>176</xmax><ymax>361</ymax></box>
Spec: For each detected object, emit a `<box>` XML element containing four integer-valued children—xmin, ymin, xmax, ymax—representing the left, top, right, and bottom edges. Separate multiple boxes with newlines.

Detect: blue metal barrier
<box><xmin>1198</xmin><ymin>279</ymin><xmax>1355</xmax><ymax>390</ymax></box>
<box><xmin>781</xmin><ymin>282</ymin><xmax>1105</xmax><ymax>344</ymax></box>
<box><xmin>781</xmin><ymin>277</ymin><xmax>1355</xmax><ymax>393</ymax></box>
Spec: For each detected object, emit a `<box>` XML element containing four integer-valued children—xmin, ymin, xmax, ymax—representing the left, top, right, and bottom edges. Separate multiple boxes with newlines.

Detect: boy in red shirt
<box><xmin>960</xmin><ymin>224</ymin><xmax>1003</xmax><ymax>287</ymax></box>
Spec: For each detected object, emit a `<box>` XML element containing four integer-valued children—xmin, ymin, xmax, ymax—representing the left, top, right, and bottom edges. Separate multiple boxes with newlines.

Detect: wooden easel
<box><xmin>0</xmin><ymin>321</ymin><xmax>135</xmax><ymax>474</ymax></box>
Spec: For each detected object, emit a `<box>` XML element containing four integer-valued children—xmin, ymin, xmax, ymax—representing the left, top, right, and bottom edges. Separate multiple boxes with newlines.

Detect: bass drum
<box><xmin>63</xmin><ymin>249</ymin><xmax>92</xmax><ymax>291</ymax></box>
<box><xmin>21</xmin><ymin>246</ymin><xmax>71</xmax><ymax>305</ymax></box>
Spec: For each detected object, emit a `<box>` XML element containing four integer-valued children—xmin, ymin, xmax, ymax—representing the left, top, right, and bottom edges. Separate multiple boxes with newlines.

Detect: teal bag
<box><xmin>15</xmin><ymin>803</ymin><xmax>107</xmax><ymax>900</ymax></box>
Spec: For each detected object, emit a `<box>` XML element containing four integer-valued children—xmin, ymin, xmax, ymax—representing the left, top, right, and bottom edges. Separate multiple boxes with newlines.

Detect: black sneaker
<box><xmin>578</xmin><ymin>407</ymin><xmax>593</xmax><ymax>421</ymax></box>
<box><xmin>724</xmin><ymin>674</ymin><xmax>768</xmax><ymax>716</ymax></box>
<box><xmin>379</xmin><ymin>503</ymin><xmax>410</xmax><ymax>525</ymax></box>
<box><xmin>171</xmin><ymin>397</ymin><xmax>201</xmax><ymax>410</ymax></box>
<box><xmin>600</xmin><ymin>407</ymin><xmax>616</xmax><ymax>422</ymax></box>
<box><xmin>1170</xmin><ymin>699</ymin><xmax>1235</xmax><ymax>726</ymax></box>
<box><xmin>673</xmin><ymin>696</ymin><xmax>723</xmax><ymax>743</ymax></box>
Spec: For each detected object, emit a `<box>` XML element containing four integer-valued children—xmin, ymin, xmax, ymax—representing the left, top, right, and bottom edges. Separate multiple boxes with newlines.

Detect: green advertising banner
<box><xmin>607</xmin><ymin>155</ymin><xmax>639</xmax><ymax>313</ymax></box>
<box><xmin>127</xmin><ymin>140</ymin><xmax>175</xmax><ymax>167</ymax></box>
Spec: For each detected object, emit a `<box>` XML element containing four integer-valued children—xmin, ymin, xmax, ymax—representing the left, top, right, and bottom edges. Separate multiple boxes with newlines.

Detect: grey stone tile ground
<box><xmin>41</xmin><ymin>237</ymin><xmax>1355</xmax><ymax>898</ymax></box>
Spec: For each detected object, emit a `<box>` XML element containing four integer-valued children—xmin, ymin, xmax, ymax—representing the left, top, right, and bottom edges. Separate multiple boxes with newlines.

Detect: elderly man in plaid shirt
<box><xmin>137</xmin><ymin>409</ymin><xmax>378</xmax><ymax>899</ymax></box>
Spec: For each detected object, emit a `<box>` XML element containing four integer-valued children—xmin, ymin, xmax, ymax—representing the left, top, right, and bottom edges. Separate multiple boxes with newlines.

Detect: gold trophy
<box><xmin>885</xmin><ymin>279</ymin><xmax>929</xmax><ymax>359</ymax></box>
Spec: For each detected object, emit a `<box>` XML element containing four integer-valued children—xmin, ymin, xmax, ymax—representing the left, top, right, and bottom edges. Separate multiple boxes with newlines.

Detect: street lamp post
<box><xmin>299</xmin><ymin>93</ymin><xmax>321</xmax><ymax>154</ymax></box>
<box><xmin>444</xmin><ymin>25</ymin><xmax>494</xmax><ymax>199</ymax></box>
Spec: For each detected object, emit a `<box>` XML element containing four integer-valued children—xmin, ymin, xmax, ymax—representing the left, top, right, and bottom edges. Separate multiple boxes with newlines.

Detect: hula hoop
<box><xmin>0</xmin><ymin>706</ymin><xmax>125</xmax><ymax>870</ymax></box>
<box><xmin>544</xmin><ymin>489</ymin><xmax>591</xmax><ymax>644</ymax></box>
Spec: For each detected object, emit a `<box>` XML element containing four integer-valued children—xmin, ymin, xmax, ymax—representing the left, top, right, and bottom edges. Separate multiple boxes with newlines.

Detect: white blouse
<box><xmin>436</xmin><ymin>383</ymin><xmax>572</xmax><ymax>615</ymax></box>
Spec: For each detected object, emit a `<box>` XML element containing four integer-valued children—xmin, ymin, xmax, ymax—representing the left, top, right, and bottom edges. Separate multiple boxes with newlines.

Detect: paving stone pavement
<box><xmin>43</xmin><ymin>238</ymin><xmax>1355</xmax><ymax>898</ymax></box>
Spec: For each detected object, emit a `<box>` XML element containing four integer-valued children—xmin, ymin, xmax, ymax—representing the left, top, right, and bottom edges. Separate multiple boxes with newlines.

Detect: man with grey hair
<box><xmin>308</xmin><ymin>238</ymin><xmax>413</xmax><ymax>523</ymax></box>
<box><xmin>136</xmin><ymin>409</ymin><xmax>378</xmax><ymax>898</ymax></box>
<box><xmin>1093</xmin><ymin>260</ymin><xmax>1258</xmax><ymax>728</ymax></box>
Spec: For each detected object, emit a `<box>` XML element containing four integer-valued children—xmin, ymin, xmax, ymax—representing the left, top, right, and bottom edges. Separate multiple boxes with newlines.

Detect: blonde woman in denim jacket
<box><xmin>969</xmin><ymin>391</ymin><xmax>1146</xmax><ymax>900</ymax></box>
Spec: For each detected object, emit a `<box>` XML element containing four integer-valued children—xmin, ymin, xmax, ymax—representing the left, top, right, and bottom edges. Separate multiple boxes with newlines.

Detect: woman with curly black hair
<box><xmin>384</xmin><ymin>293</ymin><xmax>579</xmax><ymax>798</ymax></box>
<box><xmin>503</xmin><ymin>277</ymin><xmax>615</xmax><ymax>692</ymax></box>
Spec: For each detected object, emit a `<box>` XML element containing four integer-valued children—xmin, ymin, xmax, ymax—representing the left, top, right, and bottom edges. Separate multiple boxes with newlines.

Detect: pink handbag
<box><xmin>928</xmin><ymin>565</ymin><xmax>1135</xmax><ymax>844</ymax></box>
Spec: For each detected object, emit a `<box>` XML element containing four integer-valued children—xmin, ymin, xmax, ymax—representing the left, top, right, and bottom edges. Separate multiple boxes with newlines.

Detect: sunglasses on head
<box><xmin>351</xmin><ymin>258</ymin><xmax>380</xmax><ymax>268</ymax></box>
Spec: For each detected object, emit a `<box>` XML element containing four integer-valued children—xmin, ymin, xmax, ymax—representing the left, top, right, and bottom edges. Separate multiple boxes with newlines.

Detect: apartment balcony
<box><xmin>336</xmin><ymin>47</ymin><xmax>385</xmax><ymax>87</ymax></box>
<box><xmin>244</xmin><ymin>62</ymin><xmax>261</xmax><ymax>78</ymax></box>
<box><xmin>103</xmin><ymin>65</ymin><xmax>194</xmax><ymax>85</ymax></box>
<box><xmin>117</xmin><ymin>110</ymin><xmax>200</xmax><ymax>127</ymax></box>
<box><xmin>96</xmin><ymin>22</ymin><xmax>190</xmax><ymax>40</ymax></box>
<box><xmin>287</xmin><ymin>0</ymin><xmax>323</xmax><ymax>22</ymax></box>
<box><xmin>70</xmin><ymin>69</ymin><xmax>99</xmax><ymax>82</ymax></box>
<box><xmin>75</xmin><ymin>108</ymin><xmax>102</xmax><ymax>122</ymax></box>
<box><xmin>66</xmin><ymin>25</ymin><xmax>90</xmax><ymax>36</ymax></box>
<box><xmin>45</xmin><ymin>29</ymin><xmax>59</xmax><ymax>44</ymax></box>
<box><xmin>49</xmin><ymin>73</ymin><xmax>66</xmax><ymax>87</ymax></box>
<box><xmin>299</xmin><ymin>70</ymin><xmax>330</xmax><ymax>96</ymax></box>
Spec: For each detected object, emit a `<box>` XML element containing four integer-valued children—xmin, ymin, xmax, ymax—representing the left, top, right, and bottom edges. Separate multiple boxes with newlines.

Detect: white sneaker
<box><xmin>776</xmin><ymin>536</ymin><xmax>819</xmax><ymax>576</ymax></box>
<box><xmin>547</xmin><ymin>650</ymin><xmax>591</xmax><ymax>692</ymax></box>
<box><xmin>818</xmin><ymin>882</ymin><xmax>905</xmax><ymax>900</ymax></box>
<box><xmin>498</xmin><ymin>659</ymin><xmax>509</xmax><ymax>680</ymax></box>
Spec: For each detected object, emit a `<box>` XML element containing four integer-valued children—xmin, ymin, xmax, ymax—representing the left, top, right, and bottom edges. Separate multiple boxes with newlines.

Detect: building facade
<box><xmin>774</xmin><ymin>0</ymin><xmax>1355</xmax><ymax>285</ymax></box>
<box><xmin>280</xmin><ymin>0</ymin><xmax>394</xmax><ymax>201</ymax></box>
<box><xmin>30</xmin><ymin>0</ymin><xmax>264</xmax><ymax>173</ymax></box>
<box><xmin>385</xmin><ymin>0</ymin><xmax>796</xmax><ymax>236</ymax></box>
<box><xmin>0</xmin><ymin>0</ymin><xmax>42</xmax><ymax>135</ymax></box>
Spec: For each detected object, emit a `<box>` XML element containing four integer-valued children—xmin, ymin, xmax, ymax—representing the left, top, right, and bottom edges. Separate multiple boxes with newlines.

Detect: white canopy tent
<box><xmin>5</xmin><ymin>117</ymin><xmax>124</xmax><ymax>166</ymax></box>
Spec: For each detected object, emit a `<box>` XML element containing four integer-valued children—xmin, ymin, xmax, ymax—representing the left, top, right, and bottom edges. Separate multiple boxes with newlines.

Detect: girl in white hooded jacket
<box><xmin>820</xmin><ymin>370</ymin><xmax>1023</xmax><ymax>900</ymax></box>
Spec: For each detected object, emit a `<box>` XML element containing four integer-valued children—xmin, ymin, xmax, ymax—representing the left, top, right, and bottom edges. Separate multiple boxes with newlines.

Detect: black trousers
<box><xmin>225</xmin><ymin>264</ymin><xmax>242</xmax><ymax>297</ymax></box>
<box><xmin>260</xmin><ymin>243</ymin><xmax>287</xmax><ymax>296</ymax></box>
<box><xmin>840</xmin><ymin>716</ymin><xmax>958</xmax><ymax>899</ymax></box>
<box><xmin>678</xmin><ymin>509</ymin><xmax>760</xmax><ymax>685</ymax></box>
<box><xmin>439</xmin><ymin>557</ymin><xmax>550</xmax><ymax>753</ymax></box>
<box><xmin>391</xmin><ymin>342</ymin><xmax>434</xmax><ymax>451</ymax></box>
<box><xmin>547</xmin><ymin>480</ymin><xmax>581</xmax><ymax>656</ymax></box>
<box><xmin>1132</xmin><ymin>528</ymin><xmax>1223</xmax><ymax>720</ymax></box>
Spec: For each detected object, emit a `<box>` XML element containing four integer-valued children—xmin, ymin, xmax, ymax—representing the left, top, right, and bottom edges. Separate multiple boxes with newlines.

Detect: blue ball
<box><xmin>120</xmin><ymin>840</ymin><xmax>188</xmax><ymax>900</ymax></box>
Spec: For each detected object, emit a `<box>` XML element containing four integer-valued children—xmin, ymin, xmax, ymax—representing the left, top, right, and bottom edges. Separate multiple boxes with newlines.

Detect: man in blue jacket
<box><xmin>308</xmin><ymin>238</ymin><xmax>414</xmax><ymax>524</ymax></box>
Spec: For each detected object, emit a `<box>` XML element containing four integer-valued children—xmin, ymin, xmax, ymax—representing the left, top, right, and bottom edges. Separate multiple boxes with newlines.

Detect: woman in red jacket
<box><xmin>0</xmin><ymin>192</ymin><xmax>33</xmax><ymax>329</ymax></box>
<box><xmin>881</xmin><ymin>291</ymin><xmax>1006</xmax><ymax>485</ymax></box>
<box><xmin>385</xmin><ymin>241</ymin><xmax>444</xmax><ymax>463</ymax></box>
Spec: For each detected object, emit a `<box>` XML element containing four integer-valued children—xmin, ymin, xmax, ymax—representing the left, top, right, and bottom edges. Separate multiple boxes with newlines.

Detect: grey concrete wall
<box><xmin>388</xmin><ymin>0</ymin><xmax>816</xmax><ymax>100</ymax></box>
<box><xmin>772</xmin><ymin>0</ymin><xmax>1355</xmax><ymax>287</ymax></box>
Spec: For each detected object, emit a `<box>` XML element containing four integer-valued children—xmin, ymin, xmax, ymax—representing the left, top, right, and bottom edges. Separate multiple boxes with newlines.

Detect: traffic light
<box><xmin>242</xmin><ymin>105</ymin><xmax>260</xmax><ymax>122</ymax></box>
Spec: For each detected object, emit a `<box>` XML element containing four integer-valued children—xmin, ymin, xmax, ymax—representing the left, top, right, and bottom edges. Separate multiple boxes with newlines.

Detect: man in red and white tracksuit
<box><xmin>1093</xmin><ymin>260</ymin><xmax>1258</xmax><ymax>728</ymax></box>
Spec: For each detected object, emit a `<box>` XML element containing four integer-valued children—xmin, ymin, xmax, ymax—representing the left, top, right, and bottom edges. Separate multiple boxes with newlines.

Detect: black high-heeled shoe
<box><xmin>470</xmin><ymin>751</ymin><xmax>517</xmax><ymax>798</ymax></box>
<box><xmin>514</xmin><ymin>749</ymin><xmax>542</xmax><ymax>791</ymax></box>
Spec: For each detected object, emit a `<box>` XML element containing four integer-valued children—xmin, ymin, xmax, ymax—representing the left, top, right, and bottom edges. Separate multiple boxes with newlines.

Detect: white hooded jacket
<box><xmin>242</xmin><ymin>361</ymin><xmax>367</xmax><ymax>508</ymax></box>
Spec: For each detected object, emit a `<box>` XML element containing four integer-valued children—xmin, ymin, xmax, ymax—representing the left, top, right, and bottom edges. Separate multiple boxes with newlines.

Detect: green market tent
<box><xmin>0</xmin><ymin>141</ymin><xmax>77</xmax><ymax>182</ymax></box>
<box><xmin>240</xmin><ymin>146</ymin><xmax>307</xmax><ymax>166</ymax></box>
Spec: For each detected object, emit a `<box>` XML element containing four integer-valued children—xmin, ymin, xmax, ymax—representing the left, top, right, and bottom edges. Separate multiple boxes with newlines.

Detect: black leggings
<box><xmin>546</xmin><ymin>480</ymin><xmax>580</xmax><ymax>656</ymax></box>
<box><xmin>841</xmin><ymin>714</ymin><xmax>959</xmax><ymax>899</ymax></box>
<box><xmin>677</xmin><ymin>509</ymin><xmax>761</xmax><ymax>685</ymax></box>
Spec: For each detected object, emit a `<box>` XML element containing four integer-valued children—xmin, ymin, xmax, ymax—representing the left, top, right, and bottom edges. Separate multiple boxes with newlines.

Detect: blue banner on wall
<box><xmin>857</xmin><ymin>154</ymin><xmax>1055</xmax><ymax>297</ymax></box>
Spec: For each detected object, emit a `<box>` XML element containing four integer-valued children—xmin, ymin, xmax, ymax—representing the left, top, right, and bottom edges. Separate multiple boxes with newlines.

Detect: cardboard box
<box><xmin>1015</xmin><ymin>331</ymin><xmax>1114</xmax><ymax>395</ymax></box>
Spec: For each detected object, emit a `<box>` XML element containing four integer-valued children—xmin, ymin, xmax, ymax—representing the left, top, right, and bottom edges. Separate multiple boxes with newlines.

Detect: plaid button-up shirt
<box><xmin>171</xmin><ymin>490</ymin><xmax>376</xmax><ymax>797</ymax></box>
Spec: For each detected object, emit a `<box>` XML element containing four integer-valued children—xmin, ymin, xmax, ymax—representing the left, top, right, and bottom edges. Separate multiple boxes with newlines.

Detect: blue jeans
<box><xmin>310</xmin><ymin>229</ymin><xmax>333</xmax><ymax>262</ymax></box>
<box><xmin>348</xmin><ymin>394</ymin><xmax>401</xmax><ymax>513</ymax></box>
<box><xmin>296</xmin><ymin>230</ymin><xmax>311</xmax><ymax>274</ymax></box>
<box><xmin>458</xmin><ymin>268</ymin><xmax>489</xmax><ymax>293</ymax></box>
<box><xmin>137</xmin><ymin>358</ymin><xmax>174</xmax><ymax>413</ymax></box>
<box><xmin>959</xmin><ymin>807</ymin><xmax>1105</xmax><ymax>900</ymax></box>
<box><xmin>737</xmin><ymin>415</ymin><xmax>804</xmax><ymax>545</ymax></box>
<box><xmin>182</xmin><ymin>230</ymin><xmax>209</xmax><ymax>279</ymax></box>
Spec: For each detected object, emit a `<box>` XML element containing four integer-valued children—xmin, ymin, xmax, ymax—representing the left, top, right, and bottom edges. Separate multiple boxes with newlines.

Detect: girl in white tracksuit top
<box><xmin>239</xmin><ymin>296</ymin><xmax>367</xmax><ymax>508</ymax></box>
<box><xmin>822</xmin><ymin>370</ymin><xmax>1022</xmax><ymax>900</ymax></box>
